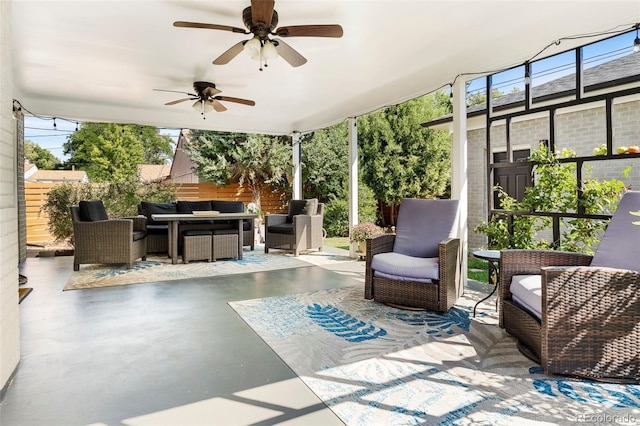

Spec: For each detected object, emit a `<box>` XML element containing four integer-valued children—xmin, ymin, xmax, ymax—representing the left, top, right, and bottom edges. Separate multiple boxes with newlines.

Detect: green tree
<box><xmin>358</xmin><ymin>92</ymin><xmax>453</xmax><ymax>224</ymax></box>
<box><xmin>301</xmin><ymin>122</ymin><xmax>380</xmax><ymax>235</ymax></box>
<box><xmin>24</xmin><ymin>139</ymin><xmax>60</xmax><ymax>169</ymax></box>
<box><xmin>184</xmin><ymin>130</ymin><xmax>292</xmax><ymax>210</ymax></box>
<box><xmin>63</xmin><ymin>123</ymin><xmax>173</xmax><ymax>182</ymax></box>
<box><xmin>301</xmin><ymin>122</ymin><xmax>348</xmax><ymax>202</ymax></box>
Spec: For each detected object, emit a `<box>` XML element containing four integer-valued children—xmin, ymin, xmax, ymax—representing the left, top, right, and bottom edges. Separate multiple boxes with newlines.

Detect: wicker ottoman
<box><xmin>182</xmin><ymin>230</ymin><xmax>212</xmax><ymax>263</ymax></box>
<box><xmin>212</xmin><ymin>229</ymin><xmax>239</xmax><ymax>261</ymax></box>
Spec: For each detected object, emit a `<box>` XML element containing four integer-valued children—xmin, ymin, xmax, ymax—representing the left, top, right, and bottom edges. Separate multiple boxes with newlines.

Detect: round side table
<box><xmin>472</xmin><ymin>250</ymin><xmax>501</xmax><ymax>317</ymax></box>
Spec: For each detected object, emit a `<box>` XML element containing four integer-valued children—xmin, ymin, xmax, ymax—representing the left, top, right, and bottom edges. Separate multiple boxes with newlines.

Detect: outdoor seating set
<box><xmin>138</xmin><ymin>200</ymin><xmax>255</xmax><ymax>255</ymax></box>
<box><xmin>365</xmin><ymin>193</ymin><xmax>640</xmax><ymax>383</ymax></box>
<box><xmin>69</xmin><ymin>199</ymin><xmax>256</xmax><ymax>270</ymax></box>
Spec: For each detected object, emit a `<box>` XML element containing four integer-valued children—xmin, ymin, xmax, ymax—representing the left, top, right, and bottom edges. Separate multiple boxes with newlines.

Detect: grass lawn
<box><xmin>324</xmin><ymin>237</ymin><xmax>489</xmax><ymax>283</ymax></box>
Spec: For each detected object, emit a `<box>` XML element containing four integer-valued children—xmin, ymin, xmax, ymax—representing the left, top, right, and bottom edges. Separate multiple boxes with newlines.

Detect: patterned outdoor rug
<box><xmin>229</xmin><ymin>285</ymin><xmax>640</xmax><ymax>425</ymax></box>
<box><xmin>63</xmin><ymin>247</ymin><xmax>353</xmax><ymax>290</ymax></box>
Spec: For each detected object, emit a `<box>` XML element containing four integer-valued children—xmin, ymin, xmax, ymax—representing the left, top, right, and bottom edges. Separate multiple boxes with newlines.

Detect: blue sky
<box><xmin>465</xmin><ymin>27</ymin><xmax>636</xmax><ymax>99</ymax></box>
<box><xmin>23</xmin><ymin>115</ymin><xmax>181</xmax><ymax>162</ymax></box>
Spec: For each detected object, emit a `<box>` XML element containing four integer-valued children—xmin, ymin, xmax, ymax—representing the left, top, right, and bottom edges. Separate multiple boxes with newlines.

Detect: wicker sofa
<box><xmin>499</xmin><ymin>191</ymin><xmax>640</xmax><ymax>382</ymax></box>
<box><xmin>138</xmin><ymin>200</ymin><xmax>255</xmax><ymax>254</ymax></box>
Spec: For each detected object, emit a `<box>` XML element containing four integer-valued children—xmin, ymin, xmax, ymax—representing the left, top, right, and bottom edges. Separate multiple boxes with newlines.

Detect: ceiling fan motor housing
<box><xmin>242</xmin><ymin>6</ymin><xmax>278</xmax><ymax>37</ymax></box>
<box><xmin>193</xmin><ymin>81</ymin><xmax>216</xmax><ymax>97</ymax></box>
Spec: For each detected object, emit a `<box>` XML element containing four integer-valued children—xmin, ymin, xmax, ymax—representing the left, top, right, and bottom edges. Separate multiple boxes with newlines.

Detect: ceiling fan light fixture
<box><xmin>244</xmin><ymin>36</ymin><xmax>261</xmax><ymax>58</ymax></box>
<box><xmin>262</xmin><ymin>40</ymin><xmax>278</xmax><ymax>61</ymax></box>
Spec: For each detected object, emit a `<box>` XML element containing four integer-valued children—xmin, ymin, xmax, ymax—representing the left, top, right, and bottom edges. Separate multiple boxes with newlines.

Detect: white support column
<box><xmin>292</xmin><ymin>132</ymin><xmax>302</xmax><ymax>199</ymax></box>
<box><xmin>348</xmin><ymin>117</ymin><xmax>359</xmax><ymax>258</ymax></box>
<box><xmin>452</xmin><ymin>80</ymin><xmax>469</xmax><ymax>286</ymax></box>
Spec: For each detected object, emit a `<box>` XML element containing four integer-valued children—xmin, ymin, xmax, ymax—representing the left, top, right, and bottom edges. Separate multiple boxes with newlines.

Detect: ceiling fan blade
<box><xmin>213</xmin><ymin>41</ymin><xmax>246</xmax><ymax>65</ymax></box>
<box><xmin>273</xmin><ymin>38</ymin><xmax>307</xmax><ymax>67</ymax></box>
<box><xmin>214</xmin><ymin>96</ymin><xmax>256</xmax><ymax>107</ymax></box>
<box><xmin>165</xmin><ymin>98</ymin><xmax>195</xmax><ymax>106</ymax></box>
<box><xmin>153</xmin><ymin>88</ymin><xmax>197</xmax><ymax>97</ymax></box>
<box><xmin>173</xmin><ymin>21</ymin><xmax>247</xmax><ymax>34</ymax></box>
<box><xmin>250</xmin><ymin>0</ymin><xmax>275</xmax><ymax>26</ymax></box>
<box><xmin>275</xmin><ymin>24</ymin><xmax>343</xmax><ymax>38</ymax></box>
<box><xmin>202</xmin><ymin>86</ymin><xmax>222</xmax><ymax>97</ymax></box>
<box><xmin>211</xmin><ymin>99</ymin><xmax>227</xmax><ymax>112</ymax></box>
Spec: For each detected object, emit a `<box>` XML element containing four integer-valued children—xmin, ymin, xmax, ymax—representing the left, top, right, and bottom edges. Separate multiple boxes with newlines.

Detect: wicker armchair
<box><xmin>500</xmin><ymin>191</ymin><xmax>640</xmax><ymax>382</ymax></box>
<box><xmin>264</xmin><ymin>199</ymin><xmax>324</xmax><ymax>256</ymax></box>
<box><xmin>70</xmin><ymin>200</ymin><xmax>147</xmax><ymax>271</ymax></box>
<box><xmin>364</xmin><ymin>198</ymin><xmax>462</xmax><ymax>312</ymax></box>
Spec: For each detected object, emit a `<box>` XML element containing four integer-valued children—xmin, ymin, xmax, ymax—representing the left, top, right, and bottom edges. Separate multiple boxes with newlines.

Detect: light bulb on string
<box><xmin>53</xmin><ymin>118</ymin><xmax>57</xmax><ymax>130</ymax></box>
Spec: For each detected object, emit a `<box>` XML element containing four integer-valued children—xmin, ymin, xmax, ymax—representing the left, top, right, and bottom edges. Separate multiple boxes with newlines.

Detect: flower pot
<box><xmin>357</xmin><ymin>241</ymin><xmax>366</xmax><ymax>255</ymax></box>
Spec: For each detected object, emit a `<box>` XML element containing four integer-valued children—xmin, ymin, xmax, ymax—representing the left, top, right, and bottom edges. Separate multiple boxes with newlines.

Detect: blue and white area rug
<box><xmin>63</xmin><ymin>247</ymin><xmax>353</xmax><ymax>290</ymax></box>
<box><xmin>229</xmin><ymin>286</ymin><xmax>640</xmax><ymax>425</ymax></box>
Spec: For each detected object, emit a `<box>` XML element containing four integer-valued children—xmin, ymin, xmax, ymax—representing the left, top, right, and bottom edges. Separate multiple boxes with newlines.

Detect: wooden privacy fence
<box><xmin>25</xmin><ymin>182</ymin><xmax>289</xmax><ymax>245</ymax></box>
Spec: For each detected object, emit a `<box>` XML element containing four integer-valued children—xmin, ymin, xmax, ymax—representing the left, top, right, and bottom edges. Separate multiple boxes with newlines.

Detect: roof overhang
<box><xmin>11</xmin><ymin>1</ymin><xmax>640</xmax><ymax>135</ymax></box>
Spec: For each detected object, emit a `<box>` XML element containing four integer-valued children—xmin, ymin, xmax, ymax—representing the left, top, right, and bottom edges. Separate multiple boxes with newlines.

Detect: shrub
<box><xmin>323</xmin><ymin>181</ymin><xmax>379</xmax><ymax>237</ymax></box>
<box><xmin>41</xmin><ymin>180</ymin><xmax>176</xmax><ymax>245</ymax></box>
<box><xmin>474</xmin><ymin>145</ymin><xmax>627</xmax><ymax>253</ymax></box>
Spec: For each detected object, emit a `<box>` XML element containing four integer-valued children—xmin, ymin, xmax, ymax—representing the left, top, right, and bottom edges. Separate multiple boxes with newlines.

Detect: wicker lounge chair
<box><xmin>70</xmin><ymin>200</ymin><xmax>147</xmax><ymax>271</ymax></box>
<box><xmin>499</xmin><ymin>190</ymin><xmax>640</xmax><ymax>382</ymax></box>
<box><xmin>365</xmin><ymin>198</ymin><xmax>462</xmax><ymax>312</ymax></box>
<box><xmin>264</xmin><ymin>199</ymin><xmax>324</xmax><ymax>256</ymax></box>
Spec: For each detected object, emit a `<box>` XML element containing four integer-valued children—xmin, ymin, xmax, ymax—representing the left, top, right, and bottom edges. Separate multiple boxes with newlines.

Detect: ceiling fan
<box><xmin>173</xmin><ymin>0</ymin><xmax>343</xmax><ymax>71</ymax></box>
<box><xmin>153</xmin><ymin>81</ymin><xmax>255</xmax><ymax>119</ymax></box>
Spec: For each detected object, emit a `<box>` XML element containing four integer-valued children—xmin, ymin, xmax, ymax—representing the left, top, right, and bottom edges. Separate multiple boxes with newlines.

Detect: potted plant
<box><xmin>350</xmin><ymin>222</ymin><xmax>384</xmax><ymax>254</ymax></box>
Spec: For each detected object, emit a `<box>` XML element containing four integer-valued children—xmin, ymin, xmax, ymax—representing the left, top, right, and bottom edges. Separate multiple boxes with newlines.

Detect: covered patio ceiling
<box><xmin>11</xmin><ymin>1</ymin><xmax>640</xmax><ymax>136</ymax></box>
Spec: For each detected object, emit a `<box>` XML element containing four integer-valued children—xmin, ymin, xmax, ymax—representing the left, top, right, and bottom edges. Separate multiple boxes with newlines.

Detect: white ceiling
<box><xmin>11</xmin><ymin>1</ymin><xmax>640</xmax><ymax>135</ymax></box>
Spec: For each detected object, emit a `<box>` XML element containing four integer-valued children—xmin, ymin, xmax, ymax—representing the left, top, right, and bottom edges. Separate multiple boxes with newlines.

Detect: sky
<box><xmin>22</xmin><ymin>26</ymin><xmax>638</xmax><ymax>164</ymax></box>
<box><xmin>465</xmin><ymin>27</ymin><xmax>636</xmax><ymax>99</ymax></box>
<box><xmin>23</xmin><ymin>116</ymin><xmax>182</xmax><ymax>163</ymax></box>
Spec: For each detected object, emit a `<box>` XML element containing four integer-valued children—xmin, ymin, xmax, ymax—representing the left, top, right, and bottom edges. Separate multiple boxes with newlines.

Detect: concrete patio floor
<box><xmin>2</xmin><ymin>247</ymin><xmax>491</xmax><ymax>425</ymax></box>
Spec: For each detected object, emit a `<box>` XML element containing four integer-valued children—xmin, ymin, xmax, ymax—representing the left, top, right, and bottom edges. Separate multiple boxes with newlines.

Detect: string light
<box><xmin>634</xmin><ymin>24</ymin><xmax>640</xmax><ymax>53</ymax></box>
<box><xmin>52</xmin><ymin>117</ymin><xmax>57</xmax><ymax>129</ymax></box>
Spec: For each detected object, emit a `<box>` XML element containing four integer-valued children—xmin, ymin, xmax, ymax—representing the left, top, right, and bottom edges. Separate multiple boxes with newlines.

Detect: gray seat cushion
<box><xmin>267</xmin><ymin>223</ymin><xmax>294</xmax><ymax>235</ymax></box>
<box><xmin>132</xmin><ymin>231</ymin><xmax>147</xmax><ymax>242</ymax></box>
<box><xmin>213</xmin><ymin>228</ymin><xmax>239</xmax><ymax>235</ymax></box>
<box><xmin>509</xmin><ymin>274</ymin><xmax>542</xmax><ymax>320</ymax></box>
<box><xmin>371</xmin><ymin>252</ymin><xmax>439</xmax><ymax>282</ymax></box>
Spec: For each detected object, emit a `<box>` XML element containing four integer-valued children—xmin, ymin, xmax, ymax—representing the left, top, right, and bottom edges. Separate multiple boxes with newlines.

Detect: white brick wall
<box><xmin>0</xmin><ymin>0</ymin><xmax>21</xmax><ymax>394</ymax></box>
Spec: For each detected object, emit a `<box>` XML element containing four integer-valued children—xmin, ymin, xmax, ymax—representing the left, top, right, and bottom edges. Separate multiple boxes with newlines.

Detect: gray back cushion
<box><xmin>78</xmin><ymin>200</ymin><xmax>109</xmax><ymax>222</ymax></box>
<box><xmin>287</xmin><ymin>199</ymin><xmax>318</xmax><ymax>223</ymax></box>
<box><xmin>140</xmin><ymin>201</ymin><xmax>177</xmax><ymax>225</ymax></box>
<box><xmin>590</xmin><ymin>191</ymin><xmax>640</xmax><ymax>272</ymax></box>
<box><xmin>393</xmin><ymin>198</ymin><xmax>459</xmax><ymax>258</ymax></box>
<box><xmin>211</xmin><ymin>200</ymin><xmax>244</xmax><ymax>213</ymax></box>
